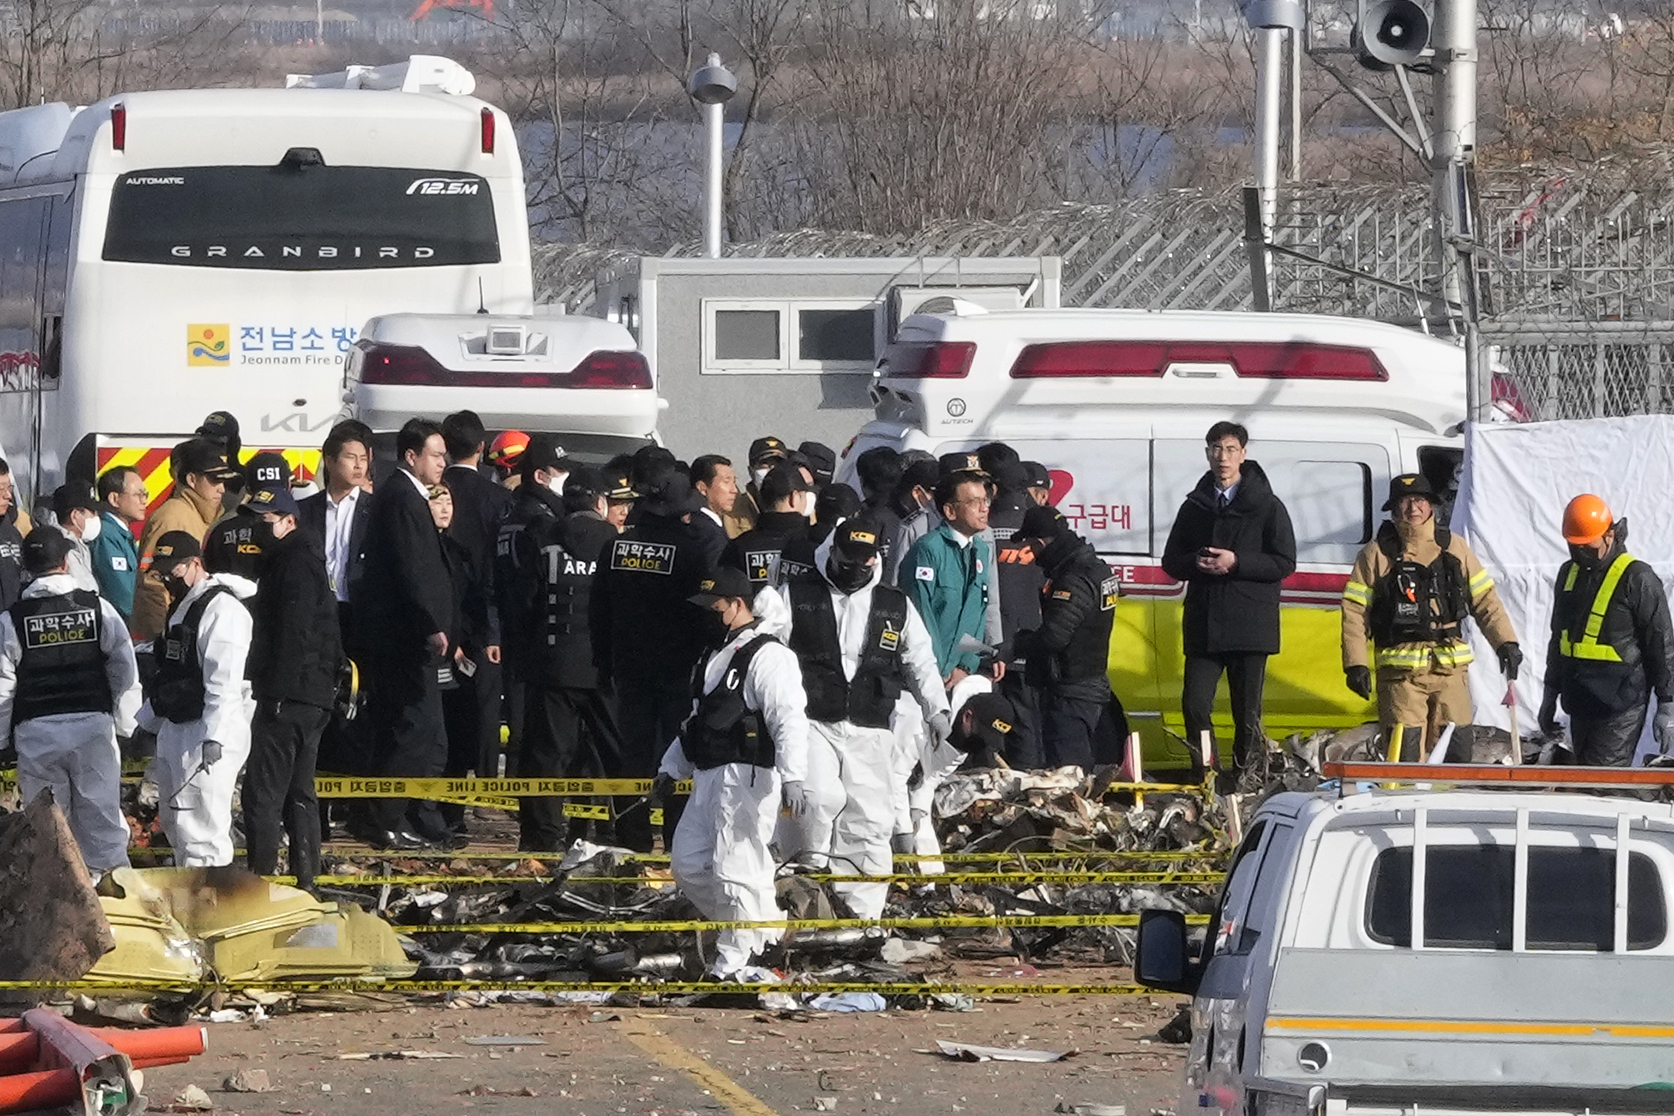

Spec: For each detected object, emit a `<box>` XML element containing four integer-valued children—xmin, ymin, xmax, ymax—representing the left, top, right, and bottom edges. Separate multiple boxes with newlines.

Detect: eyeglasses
<box><xmin>955</xmin><ymin>495</ymin><xmax>993</xmax><ymax>508</ymax></box>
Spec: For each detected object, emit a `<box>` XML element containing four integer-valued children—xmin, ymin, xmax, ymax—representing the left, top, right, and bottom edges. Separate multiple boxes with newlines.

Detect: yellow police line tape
<box><xmin>128</xmin><ymin>846</ymin><xmax>1223</xmax><ymax>864</ymax></box>
<box><xmin>290</xmin><ymin>870</ymin><xmax>1226</xmax><ymax>888</ymax></box>
<box><xmin>0</xmin><ymin>978</ymin><xmax>1155</xmax><ymax>997</ymax></box>
<box><xmin>306</xmin><ymin>776</ymin><xmax>1209</xmax><ymax>799</ymax></box>
<box><xmin>405</xmin><ymin>912</ymin><xmax>1209</xmax><ymax>934</ymax></box>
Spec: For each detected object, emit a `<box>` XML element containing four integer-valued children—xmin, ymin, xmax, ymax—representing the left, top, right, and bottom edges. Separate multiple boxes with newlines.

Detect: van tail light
<box><xmin>1008</xmin><ymin>340</ymin><xmax>1389</xmax><ymax>380</ymax></box>
<box><xmin>1012</xmin><ymin>341</ymin><xmax>1168</xmax><ymax>378</ymax></box>
<box><xmin>878</xmin><ymin>340</ymin><xmax>976</xmax><ymax>379</ymax></box>
<box><xmin>481</xmin><ymin>107</ymin><xmax>495</xmax><ymax>154</ymax></box>
<box><xmin>110</xmin><ymin>103</ymin><xmax>126</xmax><ymax>151</ymax></box>
<box><xmin>1492</xmin><ymin>371</ymin><xmax>1533</xmax><ymax>422</ymax></box>
<box><xmin>356</xmin><ymin>341</ymin><xmax>651</xmax><ymax>389</ymax></box>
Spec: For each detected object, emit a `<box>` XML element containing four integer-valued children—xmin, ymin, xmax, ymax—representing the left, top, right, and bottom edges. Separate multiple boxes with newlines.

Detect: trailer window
<box><xmin>102</xmin><ymin>166</ymin><xmax>499</xmax><ymax>270</ymax></box>
<box><xmin>1366</xmin><ymin>845</ymin><xmax>1666</xmax><ymax>951</ymax></box>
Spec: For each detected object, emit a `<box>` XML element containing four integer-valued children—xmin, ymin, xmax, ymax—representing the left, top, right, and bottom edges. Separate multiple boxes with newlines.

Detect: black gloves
<box><xmin>1345</xmin><ymin>665</ymin><xmax>1372</xmax><ymax>700</ymax></box>
<box><xmin>1497</xmin><ymin>641</ymin><xmax>1523</xmax><ymax>681</ymax></box>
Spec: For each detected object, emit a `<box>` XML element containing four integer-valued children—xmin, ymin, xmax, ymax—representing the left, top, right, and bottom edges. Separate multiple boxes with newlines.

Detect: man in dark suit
<box><xmin>299</xmin><ymin>422</ymin><xmax>374</xmax><ymax>803</ymax></box>
<box><xmin>439</xmin><ymin>411</ymin><xmax>510</xmax><ymax>796</ymax></box>
<box><xmin>351</xmin><ymin>418</ymin><xmax>457</xmax><ymax>849</ymax></box>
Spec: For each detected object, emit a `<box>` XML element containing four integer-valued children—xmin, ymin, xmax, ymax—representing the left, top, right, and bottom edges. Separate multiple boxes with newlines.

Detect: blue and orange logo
<box><xmin>187</xmin><ymin>324</ymin><xmax>230</xmax><ymax>367</ymax></box>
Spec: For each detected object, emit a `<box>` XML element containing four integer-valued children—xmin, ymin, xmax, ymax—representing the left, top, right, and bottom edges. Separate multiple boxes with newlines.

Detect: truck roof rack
<box><xmin>284</xmin><ymin>55</ymin><xmax>476</xmax><ymax>96</ymax></box>
<box><xmin>1324</xmin><ymin>761</ymin><xmax>1674</xmax><ymax>791</ymax></box>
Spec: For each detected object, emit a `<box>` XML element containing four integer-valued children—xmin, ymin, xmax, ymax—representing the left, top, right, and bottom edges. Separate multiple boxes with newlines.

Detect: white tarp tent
<box><xmin>1452</xmin><ymin>415</ymin><xmax>1674</xmax><ymax>758</ymax></box>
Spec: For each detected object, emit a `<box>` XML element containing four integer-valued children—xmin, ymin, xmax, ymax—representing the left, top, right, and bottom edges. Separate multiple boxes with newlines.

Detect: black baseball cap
<box><xmin>749</xmin><ymin>436</ymin><xmax>789</xmax><ymax>467</ymax></box>
<box><xmin>150</xmin><ymin>531</ymin><xmax>203</xmax><ymax>574</ymax></box>
<box><xmin>1383</xmin><ymin>472</ymin><xmax>1439</xmax><ymax>511</ymax></box>
<box><xmin>1022</xmin><ymin>462</ymin><xmax>1051</xmax><ymax>489</ymax></box>
<box><xmin>1020</xmin><ymin>504</ymin><xmax>1069</xmax><ymax>541</ymax></box>
<box><xmin>797</xmin><ymin>441</ymin><xmax>837</xmax><ymax>486</ymax></box>
<box><xmin>175</xmin><ymin>438</ymin><xmax>241</xmax><ymax>482</ymax></box>
<box><xmin>816</xmin><ymin>482</ymin><xmax>862</xmax><ymax>525</ymax></box>
<box><xmin>689</xmin><ymin>566</ymin><xmax>754</xmax><ymax>606</ymax></box>
<box><xmin>245</xmin><ymin>451</ymin><xmax>290</xmax><ymax>490</ymax></box>
<box><xmin>248</xmin><ymin>484</ymin><xmax>299</xmax><ymax>519</ymax></box>
<box><xmin>22</xmin><ymin>527</ymin><xmax>74</xmax><ymax>576</ymax></box>
<box><xmin>196</xmin><ymin>410</ymin><xmax>240</xmax><ymax>441</ymax></box>
<box><xmin>51</xmin><ymin>481</ymin><xmax>99</xmax><ymax>521</ymax></box>
<box><xmin>833</xmin><ymin>515</ymin><xmax>883</xmax><ymax>562</ymax></box>
<box><xmin>958</xmin><ymin>692</ymin><xmax>1018</xmax><ymax>754</ymax></box>
<box><xmin>522</xmin><ymin>433</ymin><xmax>568</xmax><ymax>475</ymax></box>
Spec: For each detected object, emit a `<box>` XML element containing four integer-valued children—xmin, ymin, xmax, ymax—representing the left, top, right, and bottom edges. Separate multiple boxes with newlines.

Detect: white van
<box><xmin>1136</xmin><ymin>763</ymin><xmax>1674</xmax><ymax>1115</ymax></box>
<box><xmin>346</xmin><ymin>312</ymin><xmax>665</xmax><ymax>460</ymax></box>
<box><xmin>839</xmin><ymin>307</ymin><xmax>1475</xmax><ymax>763</ymax></box>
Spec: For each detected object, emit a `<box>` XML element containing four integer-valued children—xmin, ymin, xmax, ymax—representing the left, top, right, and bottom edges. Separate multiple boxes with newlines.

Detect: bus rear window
<box><xmin>1366</xmin><ymin>845</ymin><xmax>1667</xmax><ymax>951</ymax></box>
<box><xmin>102</xmin><ymin>166</ymin><xmax>499</xmax><ymax>270</ymax></box>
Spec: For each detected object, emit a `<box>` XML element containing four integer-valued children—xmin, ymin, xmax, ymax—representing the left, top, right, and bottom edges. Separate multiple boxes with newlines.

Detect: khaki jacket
<box><xmin>1341</xmin><ymin>517</ymin><xmax>1516</xmax><ymax>674</ymax></box>
<box><xmin>130</xmin><ymin>486</ymin><xmax>223</xmax><ymax>639</ymax></box>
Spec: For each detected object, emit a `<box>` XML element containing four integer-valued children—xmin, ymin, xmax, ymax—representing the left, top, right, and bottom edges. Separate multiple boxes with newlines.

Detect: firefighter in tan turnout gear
<box><xmin>1341</xmin><ymin>473</ymin><xmax>1522</xmax><ymax>758</ymax></box>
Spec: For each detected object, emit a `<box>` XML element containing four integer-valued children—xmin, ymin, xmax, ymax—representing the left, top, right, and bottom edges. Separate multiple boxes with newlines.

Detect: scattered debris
<box><xmin>457</xmin><ymin>1085</ymin><xmax>539</xmax><ymax>1097</ymax></box>
<box><xmin>813</xmin><ymin>1096</ymin><xmax>839</xmax><ymax>1111</ymax></box>
<box><xmin>0</xmin><ymin>794</ymin><xmax>116</xmax><ymax>990</ymax></box>
<box><xmin>335</xmin><ymin>1050</ymin><xmax>466</xmax><ymax>1061</ymax></box>
<box><xmin>934</xmin><ymin>1039</ymin><xmax>1073</xmax><ymax>1063</ymax></box>
<box><xmin>1157</xmin><ymin>1005</ymin><xmax>1192</xmax><ymax>1044</ymax></box>
<box><xmin>462</xmin><ymin>1035</ymin><xmax>547</xmax><ymax>1046</ymax></box>
<box><xmin>171</xmin><ymin>1084</ymin><xmax>215</xmax><ymax>1111</ymax></box>
<box><xmin>221</xmin><ymin>1068</ymin><xmax>274</xmax><ymax>1093</ymax></box>
<box><xmin>808</xmin><ymin>992</ymin><xmax>888</xmax><ymax>1013</ymax></box>
<box><xmin>1055</xmin><ymin>1104</ymin><xmax>1125</xmax><ymax>1116</ymax></box>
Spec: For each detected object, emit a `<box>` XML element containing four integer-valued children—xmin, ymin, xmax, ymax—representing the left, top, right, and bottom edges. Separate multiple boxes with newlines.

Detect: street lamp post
<box><xmin>688</xmin><ymin>53</ymin><xmax>738</xmax><ymax>260</ymax></box>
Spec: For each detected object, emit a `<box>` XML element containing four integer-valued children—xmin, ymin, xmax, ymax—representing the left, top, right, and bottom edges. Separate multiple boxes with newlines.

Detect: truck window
<box><xmin>1210</xmin><ymin>820</ymin><xmax>1271</xmax><ymax>958</ymax></box>
<box><xmin>1365</xmin><ymin>845</ymin><xmax>1667</xmax><ymax>951</ymax></box>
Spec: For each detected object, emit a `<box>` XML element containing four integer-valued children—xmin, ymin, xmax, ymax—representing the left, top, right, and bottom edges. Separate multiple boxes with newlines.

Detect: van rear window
<box><xmin>1366</xmin><ymin>845</ymin><xmax>1666</xmax><ymax>951</ymax></box>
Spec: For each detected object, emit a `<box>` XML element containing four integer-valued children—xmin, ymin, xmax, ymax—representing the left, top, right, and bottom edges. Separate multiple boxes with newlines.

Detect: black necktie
<box><xmin>1218</xmin><ymin>492</ymin><xmax>1230</xmax><ymax>511</ymax></box>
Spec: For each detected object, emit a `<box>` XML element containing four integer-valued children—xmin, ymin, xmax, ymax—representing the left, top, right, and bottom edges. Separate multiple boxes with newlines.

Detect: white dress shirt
<box><xmin>324</xmin><ymin>486</ymin><xmax>362</xmax><ymax>603</ymax></box>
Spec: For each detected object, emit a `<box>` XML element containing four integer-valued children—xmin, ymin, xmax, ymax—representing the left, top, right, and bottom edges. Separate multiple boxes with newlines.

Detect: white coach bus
<box><xmin>0</xmin><ymin>56</ymin><xmax>533</xmax><ymax>507</ymax></box>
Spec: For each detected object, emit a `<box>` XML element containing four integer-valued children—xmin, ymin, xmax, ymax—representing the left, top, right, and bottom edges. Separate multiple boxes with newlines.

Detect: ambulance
<box><xmin>839</xmin><ymin>306</ymin><xmax>1479</xmax><ymax>767</ymax></box>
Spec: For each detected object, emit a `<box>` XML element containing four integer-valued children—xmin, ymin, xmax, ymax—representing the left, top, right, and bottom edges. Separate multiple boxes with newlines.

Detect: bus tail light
<box><xmin>878</xmin><ymin>340</ymin><xmax>976</xmax><ymax>379</ymax></box>
<box><xmin>110</xmin><ymin>104</ymin><xmax>126</xmax><ymax>151</ymax></box>
<box><xmin>356</xmin><ymin>342</ymin><xmax>652</xmax><ymax>389</ymax></box>
<box><xmin>481</xmin><ymin>107</ymin><xmax>495</xmax><ymax>154</ymax></box>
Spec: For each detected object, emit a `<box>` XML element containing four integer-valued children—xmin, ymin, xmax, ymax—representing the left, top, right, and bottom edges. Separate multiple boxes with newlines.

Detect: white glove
<box><xmin>782</xmin><ymin>779</ymin><xmax>808</xmax><ymax>819</ymax></box>
<box><xmin>927</xmin><ymin>710</ymin><xmax>954</xmax><ymax>747</ymax></box>
<box><xmin>201</xmin><ymin>739</ymin><xmax>223</xmax><ymax>767</ymax></box>
<box><xmin>910</xmin><ymin>808</ymin><xmax>927</xmax><ymax>830</ymax></box>
<box><xmin>1656</xmin><ymin>703</ymin><xmax>1674</xmax><ymax>755</ymax></box>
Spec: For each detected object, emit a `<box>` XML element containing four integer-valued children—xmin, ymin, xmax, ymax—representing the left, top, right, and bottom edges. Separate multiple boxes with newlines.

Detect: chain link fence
<box><xmin>1483</xmin><ymin>321</ymin><xmax>1674</xmax><ymax>422</ymax></box>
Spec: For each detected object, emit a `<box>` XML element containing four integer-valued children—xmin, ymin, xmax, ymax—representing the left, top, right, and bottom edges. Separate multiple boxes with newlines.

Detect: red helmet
<box><xmin>487</xmin><ymin>429</ymin><xmax>529</xmax><ymax>470</ymax></box>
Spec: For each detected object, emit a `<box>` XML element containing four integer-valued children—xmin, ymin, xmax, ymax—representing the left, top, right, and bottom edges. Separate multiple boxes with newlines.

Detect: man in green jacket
<box><xmin>900</xmin><ymin>470</ymin><xmax>998</xmax><ymax>687</ymax></box>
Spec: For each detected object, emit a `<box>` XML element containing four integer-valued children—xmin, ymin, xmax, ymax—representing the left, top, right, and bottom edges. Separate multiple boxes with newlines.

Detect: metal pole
<box><xmin>317</xmin><ymin>0</ymin><xmax>324</xmax><ymax>43</ymax></box>
<box><xmin>704</xmin><ymin>99</ymin><xmax>723</xmax><ymax>259</ymax></box>
<box><xmin>1252</xmin><ymin>26</ymin><xmax>1284</xmax><ymax>307</ymax></box>
<box><xmin>1288</xmin><ymin>25</ymin><xmax>1302</xmax><ymax>180</ymax></box>
<box><xmin>1431</xmin><ymin>0</ymin><xmax>1478</xmax><ymax>331</ymax></box>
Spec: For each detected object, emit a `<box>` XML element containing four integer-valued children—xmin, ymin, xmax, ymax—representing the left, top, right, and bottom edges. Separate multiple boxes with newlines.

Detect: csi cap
<box><xmin>196</xmin><ymin>410</ymin><xmax>240</xmax><ymax>441</ymax></box>
<box><xmin>833</xmin><ymin>515</ymin><xmax>883</xmax><ymax>562</ymax></box>
<box><xmin>958</xmin><ymin>691</ymin><xmax>1019</xmax><ymax>755</ymax></box>
<box><xmin>150</xmin><ymin>531</ymin><xmax>203</xmax><ymax>574</ymax></box>
<box><xmin>245</xmin><ymin>451</ymin><xmax>291</xmax><ymax>490</ymax></box>
<box><xmin>175</xmin><ymin>438</ymin><xmax>241</xmax><ymax>482</ymax></box>
<box><xmin>248</xmin><ymin>484</ymin><xmax>300</xmax><ymax>519</ymax></box>
<box><xmin>22</xmin><ymin>527</ymin><xmax>74</xmax><ymax>576</ymax></box>
<box><xmin>748</xmin><ymin>436</ymin><xmax>789</xmax><ymax>467</ymax></box>
<box><xmin>1383</xmin><ymin>472</ymin><xmax>1440</xmax><ymax>511</ymax></box>
<box><xmin>688</xmin><ymin>566</ymin><xmax>754</xmax><ymax>607</ymax></box>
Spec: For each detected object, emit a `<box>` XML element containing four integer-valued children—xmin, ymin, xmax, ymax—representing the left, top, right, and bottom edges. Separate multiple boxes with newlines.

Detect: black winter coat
<box><xmin>530</xmin><ymin>510</ymin><xmax>616</xmax><ymax>689</ymax></box>
<box><xmin>495</xmin><ymin>484</ymin><xmax>564</xmax><ymax>678</ymax></box>
<box><xmin>0</xmin><ymin>503</ymin><xmax>23</xmax><ymax>611</ymax></box>
<box><xmin>353</xmin><ymin>471</ymin><xmax>456</xmax><ymax>662</ymax></box>
<box><xmin>988</xmin><ymin>488</ymin><xmax>1044</xmax><ymax>661</ymax></box>
<box><xmin>248</xmin><ymin>526</ymin><xmax>342</xmax><ymax>708</ymax></box>
<box><xmin>1017</xmin><ymin>533</ymin><xmax>1116</xmax><ymax>702</ymax></box>
<box><xmin>1160</xmin><ymin>461</ymin><xmax>1297</xmax><ymax>657</ymax></box>
<box><xmin>1547</xmin><ymin>522</ymin><xmax>1674</xmax><ymax>717</ymax></box>
<box><xmin>204</xmin><ymin>506</ymin><xmax>266</xmax><ymax>580</ymax></box>
<box><xmin>590</xmin><ymin>509</ymin><xmax>711</xmax><ymax>686</ymax></box>
<box><xmin>722</xmin><ymin>510</ymin><xmax>809</xmax><ymax>588</ymax></box>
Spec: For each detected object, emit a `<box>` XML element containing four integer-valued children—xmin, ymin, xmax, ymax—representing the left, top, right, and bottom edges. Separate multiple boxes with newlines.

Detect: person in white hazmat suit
<box><xmin>650</xmin><ymin>566</ymin><xmax>810</xmax><ymax>979</ymax></box>
<box><xmin>763</xmin><ymin>516</ymin><xmax>951</xmax><ymax>920</ymax></box>
<box><xmin>906</xmin><ymin>681</ymin><xmax>1018</xmax><ymax>874</ymax></box>
<box><xmin>0</xmin><ymin>528</ymin><xmax>142</xmax><ymax>873</ymax></box>
<box><xmin>137</xmin><ymin>530</ymin><xmax>256</xmax><ymax>867</ymax></box>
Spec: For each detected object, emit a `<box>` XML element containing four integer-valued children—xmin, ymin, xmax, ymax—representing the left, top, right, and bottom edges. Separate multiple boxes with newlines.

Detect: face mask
<box><xmin>1569</xmin><ymin>543</ymin><xmax>1604</xmax><ymax>569</ymax></box>
<box><xmin>79</xmin><ymin>515</ymin><xmax>102</xmax><ymax>543</ymax></box>
<box><xmin>795</xmin><ymin>490</ymin><xmax>816</xmax><ymax>518</ymax></box>
<box><xmin>827</xmin><ymin>553</ymin><xmax>874</xmax><ymax>594</ymax></box>
<box><xmin>703</xmin><ymin>608</ymin><xmax>731</xmax><ymax>645</ymax></box>
<box><xmin>163</xmin><ymin>574</ymin><xmax>188</xmax><ymax>601</ymax></box>
<box><xmin>547</xmin><ymin>472</ymin><xmax>568</xmax><ymax>497</ymax></box>
<box><xmin>751</xmin><ymin>466</ymin><xmax>771</xmax><ymax>488</ymax></box>
<box><xmin>250</xmin><ymin>519</ymin><xmax>276</xmax><ymax>549</ymax></box>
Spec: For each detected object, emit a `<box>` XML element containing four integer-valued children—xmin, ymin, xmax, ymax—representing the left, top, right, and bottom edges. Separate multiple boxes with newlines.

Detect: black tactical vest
<box><xmin>10</xmin><ymin>590</ymin><xmax>111</xmax><ymax>723</ymax></box>
<box><xmin>1369</xmin><ymin>525</ymin><xmax>1471</xmax><ymax>645</ymax></box>
<box><xmin>787</xmin><ymin>578</ymin><xmax>910</xmax><ymax>728</ymax></box>
<box><xmin>681</xmin><ymin>634</ymin><xmax>778</xmax><ymax>771</ymax></box>
<box><xmin>150</xmin><ymin>586</ymin><xmax>229</xmax><ymax>724</ymax></box>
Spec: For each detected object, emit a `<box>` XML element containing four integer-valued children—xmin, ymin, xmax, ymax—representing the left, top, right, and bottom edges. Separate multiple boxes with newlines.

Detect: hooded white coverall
<box><xmin>138</xmin><ymin>574</ymin><xmax>255</xmax><ymax>867</ymax></box>
<box><xmin>907</xmin><ymin>674</ymin><xmax>993</xmax><ymax>874</ymax></box>
<box><xmin>659</xmin><ymin>622</ymin><xmax>809</xmax><ymax>977</ymax></box>
<box><xmin>0</xmin><ymin>573</ymin><xmax>142</xmax><ymax>872</ymax></box>
<box><xmin>761</xmin><ymin>531</ymin><xmax>948</xmax><ymax>919</ymax></box>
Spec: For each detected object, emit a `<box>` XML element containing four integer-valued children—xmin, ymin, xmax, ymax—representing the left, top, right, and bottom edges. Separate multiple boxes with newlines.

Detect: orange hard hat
<box><xmin>487</xmin><ymin>429</ymin><xmax>529</xmax><ymax>469</ymax></box>
<box><xmin>1562</xmin><ymin>493</ymin><xmax>1614</xmax><ymax>545</ymax></box>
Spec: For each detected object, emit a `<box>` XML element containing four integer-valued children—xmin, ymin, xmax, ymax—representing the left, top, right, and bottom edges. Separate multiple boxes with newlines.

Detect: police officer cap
<box><xmin>150</xmin><ymin>531</ymin><xmax>203</xmax><ymax>575</ymax></box>
<box><xmin>957</xmin><ymin>692</ymin><xmax>1018</xmax><ymax>754</ymax></box>
<box><xmin>175</xmin><ymin>438</ymin><xmax>241</xmax><ymax>482</ymax></box>
<box><xmin>245</xmin><ymin>451</ymin><xmax>290</xmax><ymax>490</ymax></box>
<box><xmin>249</xmin><ymin>484</ymin><xmax>299</xmax><ymax>519</ymax></box>
<box><xmin>1020</xmin><ymin>504</ymin><xmax>1069</xmax><ymax>541</ymax></box>
<box><xmin>1383</xmin><ymin>472</ymin><xmax>1439</xmax><ymax>511</ymax></box>
<box><xmin>937</xmin><ymin>451</ymin><xmax>988</xmax><ymax>479</ymax></box>
<box><xmin>22</xmin><ymin>526</ymin><xmax>74</xmax><ymax>576</ymax></box>
<box><xmin>833</xmin><ymin>515</ymin><xmax>883</xmax><ymax>562</ymax></box>
<box><xmin>748</xmin><ymin>436</ymin><xmax>789</xmax><ymax>467</ymax></box>
<box><xmin>689</xmin><ymin>566</ymin><xmax>754</xmax><ymax>606</ymax></box>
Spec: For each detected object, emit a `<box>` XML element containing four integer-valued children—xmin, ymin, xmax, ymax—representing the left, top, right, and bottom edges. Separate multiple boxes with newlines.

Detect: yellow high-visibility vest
<box><xmin>1558</xmin><ymin>552</ymin><xmax>1636</xmax><ymax>662</ymax></box>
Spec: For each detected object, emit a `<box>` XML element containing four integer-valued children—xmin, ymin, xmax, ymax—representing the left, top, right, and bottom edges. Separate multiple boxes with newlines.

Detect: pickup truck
<box><xmin>1134</xmin><ymin>763</ymin><xmax>1674</xmax><ymax>1116</ymax></box>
